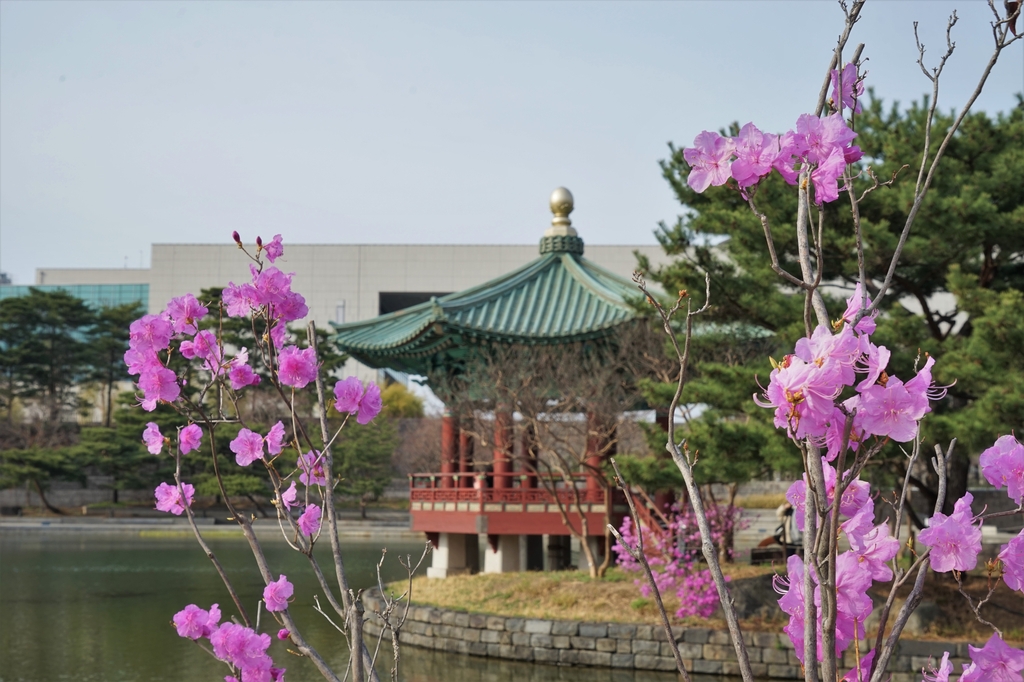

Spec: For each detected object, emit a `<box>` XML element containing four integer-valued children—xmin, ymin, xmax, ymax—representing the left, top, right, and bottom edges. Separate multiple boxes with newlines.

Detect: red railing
<box><xmin>409</xmin><ymin>472</ymin><xmax>608</xmax><ymax>506</ymax></box>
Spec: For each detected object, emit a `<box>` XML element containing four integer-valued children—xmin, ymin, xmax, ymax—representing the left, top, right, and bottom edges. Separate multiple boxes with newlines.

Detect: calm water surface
<box><xmin>0</xmin><ymin>531</ymin><xmax>725</xmax><ymax>682</ymax></box>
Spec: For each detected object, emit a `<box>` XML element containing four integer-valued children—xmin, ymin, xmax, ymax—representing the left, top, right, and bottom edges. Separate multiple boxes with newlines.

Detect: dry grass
<box><xmin>393</xmin><ymin>565</ymin><xmax>777</xmax><ymax>627</ymax></box>
<box><xmin>394</xmin><ymin>566</ymin><xmax>1024</xmax><ymax>644</ymax></box>
<box><xmin>734</xmin><ymin>493</ymin><xmax>788</xmax><ymax>509</ymax></box>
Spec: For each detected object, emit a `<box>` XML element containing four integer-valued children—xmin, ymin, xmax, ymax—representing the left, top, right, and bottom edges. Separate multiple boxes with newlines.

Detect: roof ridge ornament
<box><xmin>540</xmin><ymin>187</ymin><xmax>584</xmax><ymax>255</ymax></box>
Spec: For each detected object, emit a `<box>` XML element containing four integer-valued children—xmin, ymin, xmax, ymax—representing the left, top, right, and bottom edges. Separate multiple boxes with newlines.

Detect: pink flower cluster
<box><xmin>923</xmin><ymin>633</ymin><xmax>1024</xmax><ymax>682</ymax></box>
<box><xmin>154</xmin><ymin>481</ymin><xmax>194</xmax><ymax>515</ymax></box>
<box><xmin>918</xmin><ymin>493</ymin><xmax>983</xmax><ymax>573</ymax></box>
<box><xmin>228</xmin><ymin>421</ymin><xmax>287</xmax><ymax>467</ymax></box>
<box><xmin>614</xmin><ymin>501</ymin><xmax>744</xmax><ymax>619</ymax></box>
<box><xmin>173</xmin><ymin>602</ymin><xmax>285</xmax><ymax>682</ymax></box>
<box><xmin>333</xmin><ymin>377</ymin><xmax>383</xmax><ymax>424</ymax></box>
<box><xmin>755</xmin><ymin>285</ymin><xmax>943</xmax><ymax>447</ymax></box>
<box><xmin>125</xmin><ymin>310</ymin><xmax>184</xmax><ymax>411</ymax></box>
<box><xmin>977</xmin><ymin>433</ymin><xmax>1024</xmax><ymax>594</ymax></box>
<box><xmin>222</xmin><ymin>255</ymin><xmax>308</xmax><ymax>351</ymax></box>
<box><xmin>263</xmin><ymin>574</ymin><xmax>293</xmax><ymax>612</ymax></box>
<box><xmin>143</xmin><ymin>422</ymin><xmax>203</xmax><ymax>455</ymax></box>
<box><xmin>684</xmin><ymin>65</ymin><xmax>864</xmax><ymax>204</ymax></box>
<box><xmin>775</xmin><ymin>463</ymin><xmax>899</xmax><ymax>668</ymax></box>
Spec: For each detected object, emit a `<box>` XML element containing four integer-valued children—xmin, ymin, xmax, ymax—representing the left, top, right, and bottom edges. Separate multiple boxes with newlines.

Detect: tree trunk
<box><xmin>104</xmin><ymin>365</ymin><xmax>114</xmax><ymax>429</ymax></box>
<box><xmin>359</xmin><ymin>497</ymin><xmax>367</xmax><ymax>520</ymax></box>
<box><xmin>33</xmin><ymin>479</ymin><xmax>65</xmax><ymax>515</ymax></box>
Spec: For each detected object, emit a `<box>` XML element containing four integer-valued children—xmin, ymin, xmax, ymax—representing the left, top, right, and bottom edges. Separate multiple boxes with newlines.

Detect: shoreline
<box><xmin>0</xmin><ymin>514</ymin><xmax>423</xmax><ymax>541</ymax></box>
<box><xmin>360</xmin><ymin>587</ymin><xmax>981</xmax><ymax>682</ymax></box>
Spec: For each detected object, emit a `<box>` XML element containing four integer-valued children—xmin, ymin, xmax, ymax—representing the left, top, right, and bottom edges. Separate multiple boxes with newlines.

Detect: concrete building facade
<box><xmin>18</xmin><ymin>239</ymin><xmax>670</xmax><ymax>385</ymax></box>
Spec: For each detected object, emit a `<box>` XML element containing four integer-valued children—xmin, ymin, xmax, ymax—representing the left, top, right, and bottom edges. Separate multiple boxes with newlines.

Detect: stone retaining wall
<box><xmin>361</xmin><ymin>589</ymin><xmax>971</xmax><ymax>681</ymax></box>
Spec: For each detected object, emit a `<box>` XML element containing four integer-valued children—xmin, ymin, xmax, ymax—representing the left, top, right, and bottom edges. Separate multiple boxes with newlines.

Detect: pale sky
<box><xmin>1</xmin><ymin>1</ymin><xmax>1021</xmax><ymax>284</ymax></box>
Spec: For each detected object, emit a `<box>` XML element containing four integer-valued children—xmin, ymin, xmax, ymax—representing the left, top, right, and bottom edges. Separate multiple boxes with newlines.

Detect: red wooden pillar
<box><xmin>441</xmin><ymin>410</ymin><xmax>458</xmax><ymax>489</ymax></box>
<box><xmin>459</xmin><ymin>429</ymin><xmax>475</xmax><ymax>488</ymax></box>
<box><xmin>493</xmin><ymin>408</ymin><xmax>513</xmax><ymax>489</ymax></box>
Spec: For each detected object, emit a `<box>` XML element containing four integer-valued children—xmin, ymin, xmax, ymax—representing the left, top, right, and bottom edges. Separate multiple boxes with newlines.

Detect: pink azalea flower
<box><xmin>165</xmin><ymin>294</ymin><xmax>208</xmax><ymax>335</ymax></box>
<box><xmin>173</xmin><ymin>603</ymin><xmax>221</xmax><ymax>640</ymax></box>
<box><xmin>223</xmin><ymin>281</ymin><xmax>259</xmax><ymax>318</ymax></box>
<box><xmin>772</xmin><ymin>130</ymin><xmax>805</xmax><ymax>185</ymax></box>
<box><xmin>856</xmin><ymin>342</ymin><xmax>889</xmax><ymax>392</ymax></box>
<box><xmin>229</xmin><ymin>348</ymin><xmax>261</xmax><ymax>390</ymax></box>
<box><xmin>810</xmin><ymin>144</ymin><xmax>846</xmax><ymax>204</ymax></box>
<box><xmin>794</xmin><ymin>324</ymin><xmax>860</xmax><ymax>387</ymax></box>
<box><xmin>754</xmin><ymin>355</ymin><xmax>843</xmax><ymax>440</ymax></box>
<box><xmin>263</xmin><ymin>574</ymin><xmax>293</xmax><ymax>612</ymax></box>
<box><xmin>333</xmin><ymin>377</ymin><xmax>363</xmax><ymax>413</ymax></box>
<box><xmin>965</xmin><ymin>633</ymin><xmax>1024</xmax><ymax>682</ymax></box>
<box><xmin>785</xmin><ymin>478</ymin><xmax>808</xmax><ymax>531</ymax></box>
<box><xmin>124</xmin><ymin>347</ymin><xmax>159</xmax><ymax>376</ymax></box>
<box><xmin>154</xmin><ymin>482</ymin><xmax>194</xmax><ymax>515</ymax></box>
<box><xmin>230</xmin><ymin>428</ymin><xmax>265</xmax><ymax>467</ymax></box>
<box><xmin>918</xmin><ymin>492</ymin><xmax>983</xmax><ymax>573</ymax></box>
<box><xmin>980</xmin><ymin>434</ymin><xmax>1024</xmax><ymax>506</ymax></box>
<box><xmin>297</xmin><ymin>451</ymin><xmax>327</xmax><ymax>486</ymax></box>
<box><xmin>179</xmin><ymin>423</ymin><xmax>203</xmax><ymax>455</ymax></box>
<box><xmin>827</xmin><ymin>551</ymin><xmax>873</xmax><ymax>627</ymax></box>
<box><xmin>840</xmin><ymin>283</ymin><xmax>877</xmax><ymax>336</ymax></box>
<box><xmin>265</xmin><ymin>421</ymin><xmax>286</xmax><ymax>456</ymax></box>
<box><xmin>922</xmin><ymin>652</ymin><xmax>953</xmax><ymax>682</ymax></box>
<box><xmin>280</xmin><ymin>481</ymin><xmax>298</xmax><ymax>510</ymax></box>
<box><xmin>129</xmin><ymin>314</ymin><xmax>173</xmax><ymax>354</ymax></box>
<box><xmin>298</xmin><ymin>504</ymin><xmax>321</xmax><ymax>536</ymax></box>
<box><xmin>277</xmin><ymin>346</ymin><xmax>318</xmax><ymax>388</ymax></box>
<box><xmin>357</xmin><ymin>383</ymin><xmax>383</xmax><ymax>425</ymax></box>
<box><xmin>683</xmin><ymin>130</ymin><xmax>734</xmax><ymax>193</ymax></box>
<box><xmin>274</xmin><ymin>291</ymin><xmax>308</xmax><ymax>324</ymax></box>
<box><xmin>730</xmin><ymin>122</ymin><xmax>779</xmax><ymax>189</ymax></box>
<box><xmin>276</xmin><ymin>629</ymin><xmax>290</xmax><ymax>641</ymax></box>
<box><xmin>823</xmin><ymin>404</ymin><xmax>863</xmax><ymax>462</ymax></box>
<box><xmin>857</xmin><ymin>375</ymin><xmax>922</xmax><ymax>443</ymax></box>
<box><xmin>251</xmin><ymin>266</ymin><xmax>294</xmax><ymax>307</ymax></box>
<box><xmin>774</xmin><ymin>554</ymin><xmax>812</xmax><ymax>663</ymax></box>
<box><xmin>143</xmin><ymin>422</ymin><xmax>164</xmax><ymax>455</ymax></box>
<box><xmin>209</xmin><ymin>623</ymin><xmax>274</xmax><ymax>677</ymax></box>
<box><xmin>139</xmin><ymin>365</ymin><xmax>181</xmax><ymax>410</ymax></box>
<box><xmin>796</xmin><ymin>113</ymin><xmax>857</xmax><ymax>165</ymax></box>
<box><xmin>180</xmin><ymin>329</ymin><xmax>216</xmax><ymax>361</ymax></box>
<box><xmin>263</xmin><ymin>234</ymin><xmax>284</xmax><ymax>263</ymax></box>
<box><xmin>847</xmin><ymin>517</ymin><xmax>899</xmax><ymax>582</ymax></box>
<box><xmin>904</xmin><ymin>355</ymin><xmax>945</xmax><ymax>417</ymax></box>
<box><xmin>998</xmin><ymin>530</ymin><xmax>1024</xmax><ymax>591</ymax></box>
<box><xmin>830</xmin><ymin>62</ymin><xmax>864</xmax><ymax>114</ymax></box>
<box><xmin>269</xmin><ymin>320</ymin><xmax>287</xmax><ymax>350</ymax></box>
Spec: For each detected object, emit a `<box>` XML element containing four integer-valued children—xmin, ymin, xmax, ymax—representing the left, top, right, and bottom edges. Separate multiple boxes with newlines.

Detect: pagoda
<box><xmin>331</xmin><ymin>188</ymin><xmax>640</xmax><ymax>576</ymax></box>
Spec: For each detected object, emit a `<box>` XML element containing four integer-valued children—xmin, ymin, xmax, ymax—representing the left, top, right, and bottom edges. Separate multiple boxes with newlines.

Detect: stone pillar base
<box><xmin>484</xmin><ymin>534</ymin><xmax>521</xmax><ymax>574</ymax></box>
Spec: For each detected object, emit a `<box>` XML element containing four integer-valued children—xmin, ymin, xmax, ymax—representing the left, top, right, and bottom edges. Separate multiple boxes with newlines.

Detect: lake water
<box><xmin>0</xmin><ymin>530</ymin><xmax>737</xmax><ymax>682</ymax></box>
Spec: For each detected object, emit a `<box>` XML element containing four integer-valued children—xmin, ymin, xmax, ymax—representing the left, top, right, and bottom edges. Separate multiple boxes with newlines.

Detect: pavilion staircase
<box><xmin>627</xmin><ymin>484</ymin><xmax>675</xmax><ymax>555</ymax></box>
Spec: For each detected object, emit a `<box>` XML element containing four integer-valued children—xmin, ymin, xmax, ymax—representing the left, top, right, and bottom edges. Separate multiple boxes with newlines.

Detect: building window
<box><xmin>335</xmin><ymin>302</ymin><xmax>346</xmax><ymax>324</ymax></box>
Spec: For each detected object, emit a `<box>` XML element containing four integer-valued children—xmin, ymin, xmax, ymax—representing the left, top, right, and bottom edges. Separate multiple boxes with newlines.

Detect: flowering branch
<box><xmin>607</xmin><ymin>458</ymin><xmax>692</xmax><ymax>682</ymax></box>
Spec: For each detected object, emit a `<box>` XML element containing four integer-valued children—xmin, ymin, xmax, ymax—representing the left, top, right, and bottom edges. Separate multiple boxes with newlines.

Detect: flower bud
<box><xmin>277</xmin><ymin>628</ymin><xmax>290</xmax><ymax>640</ymax></box>
<box><xmin>232</xmin><ymin>231</ymin><xmax>242</xmax><ymax>245</ymax></box>
<box><xmin>256</xmin><ymin>236</ymin><xmax>263</xmax><ymax>248</ymax></box>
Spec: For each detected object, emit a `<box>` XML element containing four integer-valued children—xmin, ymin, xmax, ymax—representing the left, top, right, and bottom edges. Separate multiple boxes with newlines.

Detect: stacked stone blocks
<box><xmin>361</xmin><ymin>590</ymin><xmax>971</xmax><ymax>681</ymax></box>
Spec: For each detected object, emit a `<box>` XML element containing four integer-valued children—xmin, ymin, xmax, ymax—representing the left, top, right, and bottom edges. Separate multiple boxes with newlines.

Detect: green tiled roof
<box><xmin>330</xmin><ymin>240</ymin><xmax>640</xmax><ymax>375</ymax></box>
